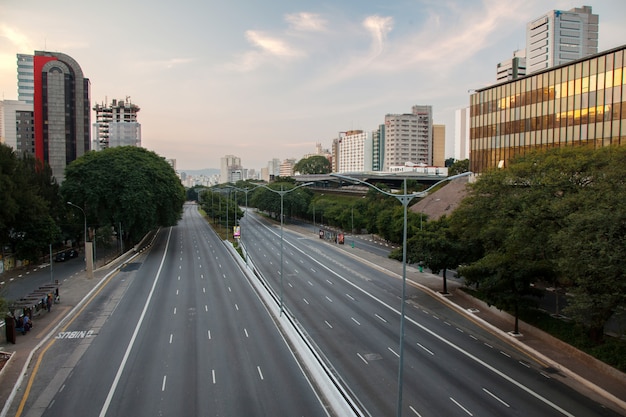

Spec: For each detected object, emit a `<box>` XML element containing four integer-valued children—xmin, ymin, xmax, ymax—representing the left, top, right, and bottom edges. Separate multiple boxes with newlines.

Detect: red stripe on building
<box><xmin>33</xmin><ymin>55</ymin><xmax>57</xmax><ymax>162</ymax></box>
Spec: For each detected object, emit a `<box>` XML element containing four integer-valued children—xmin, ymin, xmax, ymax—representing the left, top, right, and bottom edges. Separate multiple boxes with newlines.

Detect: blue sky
<box><xmin>1</xmin><ymin>0</ymin><xmax>625</xmax><ymax>171</ymax></box>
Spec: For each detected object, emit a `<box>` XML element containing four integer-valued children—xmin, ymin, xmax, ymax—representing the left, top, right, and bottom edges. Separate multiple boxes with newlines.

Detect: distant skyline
<box><xmin>1</xmin><ymin>1</ymin><xmax>625</xmax><ymax>171</ymax></box>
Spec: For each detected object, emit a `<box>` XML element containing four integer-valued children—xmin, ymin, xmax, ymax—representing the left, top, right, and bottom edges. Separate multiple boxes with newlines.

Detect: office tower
<box><xmin>337</xmin><ymin>130</ymin><xmax>373</xmax><ymax>173</ymax></box>
<box><xmin>17</xmin><ymin>54</ymin><xmax>34</xmax><ymax>104</ymax></box>
<box><xmin>526</xmin><ymin>5</ymin><xmax>598</xmax><ymax>74</ymax></box>
<box><xmin>220</xmin><ymin>154</ymin><xmax>242</xmax><ymax>184</ymax></box>
<box><xmin>33</xmin><ymin>51</ymin><xmax>90</xmax><ymax>183</ymax></box>
<box><xmin>92</xmin><ymin>98</ymin><xmax>141</xmax><ymax>150</ymax></box>
<box><xmin>497</xmin><ymin>50</ymin><xmax>527</xmax><ymax>81</ymax></box>
<box><xmin>383</xmin><ymin>105</ymin><xmax>432</xmax><ymax>170</ymax></box>
<box><xmin>470</xmin><ymin>45</ymin><xmax>625</xmax><ymax>173</ymax></box>
<box><xmin>0</xmin><ymin>100</ymin><xmax>33</xmax><ymax>155</ymax></box>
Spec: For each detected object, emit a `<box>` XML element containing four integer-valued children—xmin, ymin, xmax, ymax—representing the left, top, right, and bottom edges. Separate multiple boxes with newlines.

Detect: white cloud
<box><xmin>363</xmin><ymin>15</ymin><xmax>393</xmax><ymax>57</ymax></box>
<box><xmin>285</xmin><ymin>12</ymin><xmax>328</xmax><ymax>32</ymax></box>
<box><xmin>245</xmin><ymin>30</ymin><xmax>304</xmax><ymax>58</ymax></box>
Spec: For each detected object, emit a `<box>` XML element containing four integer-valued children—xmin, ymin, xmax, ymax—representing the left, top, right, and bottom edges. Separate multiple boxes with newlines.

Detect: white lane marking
<box><xmin>351</xmin><ymin>317</ymin><xmax>361</xmax><ymax>325</ymax></box>
<box><xmin>450</xmin><ymin>397</ymin><xmax>473</xmax><ymax>416</ymax></box>
<box><xmin>203</xmin><ymin>288</ymin><xmax>206</xmax><ymax>293</ymax></box>
<box><xmin>169</xmin><ymin>334</ymin><xmax>173</xmax><ymax>344</ymax></box>
<box><xmin>310</xmin><ymin>268</ymin><xmax>316</xmax><ymax>273</ymax></box>
<box><xmin>173</xmin><ymin>307</ymin><xmax>177</xmax><ymax>315</ymax></box>
<box><xmin>201</xmin><ymin>274</ymin><xmax>204</xmax><ymax>279</ymax></box>
<box><xmin>208</xmin><ymin>330</ymin><xmax>211</xmax><ymax>339</ymax></box>
<box><xmin>456</xmin><ymin>327</ymin><xmax>464</xmax><ymax>333</ymax></box>
<box><xmin>444</xmin><ymin>321</ymin><xmax>451</xmax><ymax>326</ymax></box>
<box><xmin>176</xmin><ymin>290</ymin><xmax>179</xmax><ymax>295</ymax></box>
<box><xmin>519</xmin><ymin>361</ymin><xmax>530</xmax><ymax>368</ymax></box>
<box><xmin>228</xmin><ymin>286</ymin><xmax>232</xmax><ymax>292</ymax></box>
<box><xmin>484</xmin><ymin>342</ymin><xmax>493</xmax><ymax>348</ymax></box>
<box><xmin>303</xmin><ymin>298</ymin><xmax>309</xmax><ymax>305</ymax></box>
<box><xmin>178</xmin><ymin>276</ymin><xmax>180</xmax><ymax>281</ymax></box>
<box><xmin>500</xmin><ymin>351</ymin><xmax>511</xmax><ymax>358</ymax></box>
<box><xmin>307</xmin><ymin>281</ymin><xmax>313</xmax><ymax>286</ymax></box>
<box><xmin>375</xmin><ymin>313</ymin><xmax>387</xmax><ymax>323</ymax></box>
<box><xmin>99</xmin><ymin>227</ymin><xmax>174</xmax><ymax>417</ymax></box>
<box><xmin>257</xmin><ymin>366</ymin><xmax>264</xmax><ymax>380</ymax></box>
<box><xmin>469</xmin><ymin>334</ymin><xmax>478</xmax><ymax>340</ymax></box>
<box><xmin>346</xmin><ymin>294</ymin><xmax>355</xmax><ymax>301</ymax></box>
<box><xmin>235</xmin><ymin>304</ymin><xmax>239</xmax><ymax>311</ymax></box>
<box><xmin>409</xmin><ymin>406</ymin><xmax>422</xmax><ymax>416</ymax></box>
<box><xmin>244</xmin><ymin>328</ymin><xmax>249</xmax><ymax>338</ymax></box>
<box><xmin>324</xmin><ymin>320</ymin><xmax>333</xmax><ymax>329</ymax></box>
<box><xmin>483</xmin><ymin>388</ymin><xmax>510</xmax><ymax>407</ymax></box>
<box><xmin>388</xmin><ymin>347</ymin><xmax>399</xmax><ymax>358</ymax></box>
<box><xmin>255</xmin><ymin>214</ymin><xmax>576</xmax><ymax>417</ymax></box>
<box><xmin>212</xmin><ymin>369</ymin><xmax>216</xmax><ymax>384</ymax></box>
<box><xmin>288</xmin><ymin>282</ymin><xmax>293</xmax><ymax>288</ymax></box>
<box><xmin>326</xmin><ymin>279</ymin><xmax>333</xmax><ymax>285</ymax></box>
<box><xmin>417</xmin><ymin>343</ymin><xmax>434</xmax><ymax>356</ymax></box>
<box><xmin>325</xmin><ymin>296</ymin><xmax>333</xmax><ymax>303</ymax></box>
<box><xmin>162</xmin><ymin>375</ymin><xmax>167</xmax><ymax>392</ymax></box>
<box><xmin>205</xmin><ymin>305</ymin><xmax>208</xmax><ymax>312</ymax></box>
<box><xmin>179</xmin><ymin>265</ymin><xmax>181</xmax><ymax>269</ymax></box>
<box><xmin>357</xmin><ymin>353</ymin><xmax>368</xmax><ymax>364</ymax></box>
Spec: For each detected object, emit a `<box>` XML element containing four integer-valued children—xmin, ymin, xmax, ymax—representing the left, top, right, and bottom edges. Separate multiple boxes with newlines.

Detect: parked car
<box><xmin>67</xmin><ymin>249</ymin><xmax>78</xmax><ymax>258</ymax></box>
<box><xmin>54</xmin><ymin>252</ymin><xmax>67</xmax><ymax>262</ymax></box>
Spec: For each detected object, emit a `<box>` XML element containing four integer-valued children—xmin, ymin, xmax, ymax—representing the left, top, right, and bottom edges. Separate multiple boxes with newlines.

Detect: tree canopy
<box><xmin>0</xmin><ymin>144</ymin><xmax>61</xmax><ymax>261</ymax></box>
<box><xmin>293</xmin><ymin>155</ymin><xmax>331</xmax><ymax>175</ymax></box>
<box><xmin>62</xmin><ymin>146</ymin><xmax>185</xmax><ymax>243</ymax></box>
<box><xmin>450</xmin><ymin>146</ymin><xmax>626</xmax><ymax>340</ymax></box>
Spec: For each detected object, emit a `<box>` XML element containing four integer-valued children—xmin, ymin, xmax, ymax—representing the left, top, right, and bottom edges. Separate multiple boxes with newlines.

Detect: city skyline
<box><xmin>1</xmin><ymin>0</ymin><xmax>625</xmax><ymax>171</ymax></box>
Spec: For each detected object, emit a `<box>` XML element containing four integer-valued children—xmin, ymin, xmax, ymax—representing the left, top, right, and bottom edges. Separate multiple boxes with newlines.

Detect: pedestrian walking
<box><xmin>46</xmin><ymin>294</ymin><xmax>52</xmax><ymax>312</ymax></box>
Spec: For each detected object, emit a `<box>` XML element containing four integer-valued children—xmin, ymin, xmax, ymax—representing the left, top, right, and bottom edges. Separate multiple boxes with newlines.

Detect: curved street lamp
<box><xmin>331</xmin><ymin>171</ymin><xmax>472</xmax><ymax>417</ymax></box>
<box><xmin>256</xmin><ymin>182</ymin><xmax>314</xmax><ymax>315</ymax></box>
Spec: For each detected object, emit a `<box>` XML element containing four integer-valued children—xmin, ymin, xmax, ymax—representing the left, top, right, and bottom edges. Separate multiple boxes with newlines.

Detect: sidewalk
<box><xmin>0</xmin><ymin>255</ymin><xmax>131</xmax><ymax>416</ymax></box>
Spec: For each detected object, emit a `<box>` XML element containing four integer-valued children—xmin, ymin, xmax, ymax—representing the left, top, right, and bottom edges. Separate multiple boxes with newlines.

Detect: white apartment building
<box><xmin>337</xmin><ymin>130</ymin><xmax>373</xmax><ymax>173</ymax></box>
<box><xmin>92</xmin><ymin>98</ymin><xmax>141</xmax><ymax>150</ymax></box>
<box><xmin>220</xmin><ymin>154</ymin><xmax>242</xmax><ymax>184</ymax></box>
<box><xmin>526</xmin><ymin>5</ymin><xmax>598</xmax><ymax>74</ymax></box>
<box><xmin>496</xmin><ymin>49</ymin><xmax>527</xmax><ymax>82</ymax></box>
<box><xmin>383</xmin><ymin>105</ymin><xmax>432</xmax><ymax>170</ymax></box>
<box><xmin>454</xmin><ymin>107</ymin><xmax>470</xmax><ymax>161</ymax></box>
<box><xmin>0</xmin><ymin>100</ymin><xmax>33</xmax><ymax>154</ymax></box>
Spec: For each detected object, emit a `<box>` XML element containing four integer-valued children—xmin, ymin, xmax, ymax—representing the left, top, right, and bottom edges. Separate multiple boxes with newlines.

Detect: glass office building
<box><xmin>470</xmin><ymin>44</ymin><xmax>626</xmax><ymax>173</ymax></box>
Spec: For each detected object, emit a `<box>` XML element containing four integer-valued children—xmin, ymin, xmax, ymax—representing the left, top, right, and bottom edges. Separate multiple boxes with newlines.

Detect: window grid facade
<box><xmin>470</xmin><ymin>45</ymin><xmax>625</xmax><ymax>173</ymax></box>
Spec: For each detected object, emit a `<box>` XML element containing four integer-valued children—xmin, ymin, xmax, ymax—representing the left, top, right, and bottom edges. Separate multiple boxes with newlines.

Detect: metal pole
<box><xmin>280</xmin><ymin>185</ymin><xmax>284</xmax><ymax>315</ymax></box>
<box><xmin>396</xmin><ymin>178</ymin><xmax>408</xmax><ymax>417</ymax></box>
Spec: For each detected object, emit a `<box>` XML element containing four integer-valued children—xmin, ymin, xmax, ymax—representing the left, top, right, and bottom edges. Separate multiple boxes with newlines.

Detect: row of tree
<box><xmin>0</xmin><ymin>144</ymin><xmax>185</xmax><ymax>263</ymax></box>
<box><xmin>404</xmin><ymin>146</ymin><xmax>626</xmax><ymax>343</ymax></box>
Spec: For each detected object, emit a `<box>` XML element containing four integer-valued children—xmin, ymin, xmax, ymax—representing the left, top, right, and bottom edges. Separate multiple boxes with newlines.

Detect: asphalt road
<box><xmin>15</xmin><ymin>204</ymin><xmax>330</xmax><ymax>417</ymax></box>
<box><xmin>240</xmin><ymin>209</ymin><xmax>621</xmax><ymax>417</ymax></box>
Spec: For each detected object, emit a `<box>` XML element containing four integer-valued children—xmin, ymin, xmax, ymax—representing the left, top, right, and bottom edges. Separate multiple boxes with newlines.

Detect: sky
<box><xmin>1</xmin><ymin>0</ymin><xmax>625</xmax><ymax>171</ymax></box>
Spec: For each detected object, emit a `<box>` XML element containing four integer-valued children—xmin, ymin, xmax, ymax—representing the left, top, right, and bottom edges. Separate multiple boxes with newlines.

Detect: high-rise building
<box><xmin>0</xmin><ymin>100</ymin><xmax>33</xmax><ymax>155</ymax></box>
<box><xmin>337</xmin><ymin>130</ymin><xmax>373</xmax><ymax>173</ymax></box>
<box><xmin>33</xmin><ymin>51</ymin><xmax>90</xmax><ymax>183</ymax></box>
<box><xmin>383</xmin><ymin>105</ymin><xmax>432</xmax><ymax>170</ymax></box>
<box><xmin>470</xmin><ymin>44</ymin><xmax>625</xmax><ymax>173</ymax></box>
<box><xmin>454</xmin><ymin>107</ymin><xmax>470</xmax><ymax>161</ymax></box>
<box><xmin>220</xmin><ymin>154</ymin><xmax>242</xmax><ymax>184</ymax></box>
<box><xmin>372</xmin><ymin>124</ymin><xmax>385</xmax><ymax>171</ymax></box>
<box><xmin>92</xmin><ymin>98</ymin><xmax>141</xmax><ymax>150</ymax></box>
<box><xmin>497</xmin><ymin>50</ymin><xmax>527</xmax><ymax>82</ymax></box>
<box><xmin>279</xmin><ymin>158</ymin><xmax>297</xmax><ymax>177</ymax></box>
<box><xmin>17</xmin><ymin>54</ymin><xmax>34</xmax><ymax>104</ymax></box>
<box><xmin>526</xmin><ymin>5</ymin><xmax>598</xmax><ymax>75</ymax></box>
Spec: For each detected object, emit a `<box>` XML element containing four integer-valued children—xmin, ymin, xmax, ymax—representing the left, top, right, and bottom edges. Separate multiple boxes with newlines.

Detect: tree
<box><xmin>293</xmin><ymin>155</ymin><xmax>331</xmax><ymax>175</ymax></box>
<box><xmin>448</xmin><ymin>159</ymin><xmax>470</xmax><ymax>176</ymax></box>
<box><xmin>62</xmin><ymin>147</ymin><xmax>185</xmax><ymax>244</ymax></box>
<box><xmin>404</xmin><ymin>216</ymin><xmax>463</xmax><ymax>293</ymax></box>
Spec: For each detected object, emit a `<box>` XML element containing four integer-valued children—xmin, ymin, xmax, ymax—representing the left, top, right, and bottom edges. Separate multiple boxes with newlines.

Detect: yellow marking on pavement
<box><xmin>14</xmin><ymin>270</ymin><xmax>120</xmax><ymax>417</ymax></box>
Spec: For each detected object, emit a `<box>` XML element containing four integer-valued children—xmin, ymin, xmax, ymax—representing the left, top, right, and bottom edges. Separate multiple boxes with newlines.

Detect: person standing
<box><xmin>46</xmin><ymin>294</ymin><xmax>52</xmax><ymax>312</ymax></box>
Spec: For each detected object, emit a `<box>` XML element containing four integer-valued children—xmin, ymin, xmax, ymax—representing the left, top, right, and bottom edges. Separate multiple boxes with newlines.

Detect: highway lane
<box><xmin>240</xmin><ymin>209</ymin><xmax>621</xmax><ymax>417</ymax></box>
<box><xmin>15</xmin><ymin>204</ymin><xmax>330</xmax><ymax>417</ymax></box>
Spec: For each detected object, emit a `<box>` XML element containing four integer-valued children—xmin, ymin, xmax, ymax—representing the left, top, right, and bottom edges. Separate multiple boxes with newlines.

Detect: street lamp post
<box><xmin>256</xmin><ymin>182</ymin><xmax>314</xmax><ymax>315</ymax></box>
<box><xmin>331</xmin><ymin>172</ymin><xmax>472</xmax><ymax>417</ymax></box>
<box><xmin>67</xmin><ymin>201</ymin><xmax>88</xmax><ymax>271</ymax></box>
